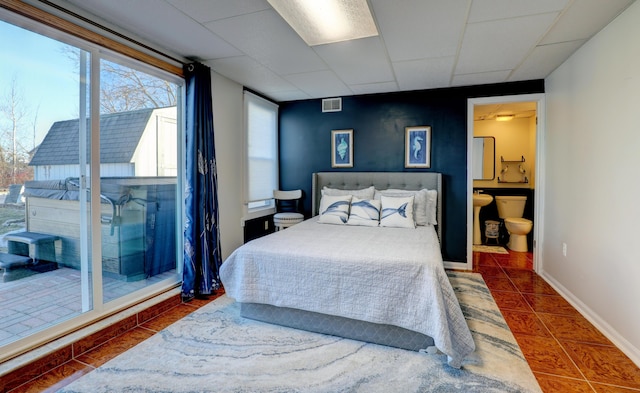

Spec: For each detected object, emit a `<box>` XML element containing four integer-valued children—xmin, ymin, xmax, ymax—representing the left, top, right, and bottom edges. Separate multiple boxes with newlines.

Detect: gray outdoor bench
<box><xmin>0</xmin><ymin>253</ymin><xmax>33</xmax><ymax>282</ymax></box>
<box><xmin>5</xmin><ymin>232</ymin><xmax>60</xmax><ymax>263</ymax></box>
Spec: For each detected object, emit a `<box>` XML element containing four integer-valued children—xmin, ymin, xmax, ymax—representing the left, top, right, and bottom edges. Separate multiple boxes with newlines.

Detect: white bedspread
<box><xmin>220</xmin><ymin>217</ymin><xmax>475</xmax><ymax>367</ymax></box>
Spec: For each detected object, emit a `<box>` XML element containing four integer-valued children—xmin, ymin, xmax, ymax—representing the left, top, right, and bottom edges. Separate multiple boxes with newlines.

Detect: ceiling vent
<box><xmin>322</xmin><ymin>97</ymin><xmax>342</xmax><ymax>112</ymax></box>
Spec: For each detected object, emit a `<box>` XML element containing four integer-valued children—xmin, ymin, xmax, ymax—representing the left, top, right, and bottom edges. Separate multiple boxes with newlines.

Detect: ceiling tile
<box><xmin>370</xmin><ymin>0</ymin><xmax>469</xmax><ymax>61</ymax></box>
<box><xmin>393</xmin><ymin>57</ymin><xmax>456</xmax><ymax>90</ymax></box>
<box><xmin>284</xmin><ymin>71</ymin><xmax>353</xmax><ymax>98</ymax></box>
<box><xmin>167</xmin><ymin>0</ymin><xmax>271</xmax><ymax>23</ymax></box>
<box><xmin>312</xmin><ymin>37</ymin><xmax>394</xmax><ymax>85</ymax></box>
<box><xmin>540</xmin><ymin>0</ymin><xmax>634</xmax><ymax>44</ymax></box>
<box><xmin>509</xmin><ymin>40</ymin><xmax>585</xmax><ymax>81</ymax></box>
<box><xmin>468</xmin><ymin>0</ymin><xmax>569</xmax><ymax>23</ymax></box>
<box><xmin>45</xmin><ymin>0</ymin><xmax>635</xmax><ymax>100</ymax></box>
<box><xmin>452</xmin><ymin>70</ymin><xmax>511</xmax><ymax>86</ymax></box>
<box><xmin>349</xmin><ymin>82</ymin><xmax>399</xmax><ymax>96</ymax></box>
<box><xmin>205</xmin><ymin>10</ymin><xmax>326</xmax><ymax>75</ymax></box>
<box><xmin>62</xmin><ymin>0</ymin><xmax>242</xmax><ymax>60</ymax></box>
<box><xmin>269</xmin><ymin>90</ymin><xmax>312</xmax><ymax>102</ymax></box>
<box><xmin>207</xmin><ymin>56</ymin><xmax>298</xmax><ymax>96</ymax></box>
<box><xmin>455</xmin><ymin>13</ymin><xmax>559</xmax><ymax>75</ymax></box>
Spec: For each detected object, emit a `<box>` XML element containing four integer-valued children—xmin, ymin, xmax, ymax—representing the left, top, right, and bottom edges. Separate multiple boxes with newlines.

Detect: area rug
<box><xmin>473</xmin><ymin>245</ymin><xmax>509</xmax><ymax>254</ymax></box>
<box><xmin>60</xmin><ymin>272</ymin><xmax>541</xmax><ymax>393</ymax></box>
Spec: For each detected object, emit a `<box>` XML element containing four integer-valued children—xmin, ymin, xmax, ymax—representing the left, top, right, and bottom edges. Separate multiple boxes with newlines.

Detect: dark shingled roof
<box><xmin>30</xmin><ymin>108</ymin><xmax>154</xmax><ymax>166</ymax></box>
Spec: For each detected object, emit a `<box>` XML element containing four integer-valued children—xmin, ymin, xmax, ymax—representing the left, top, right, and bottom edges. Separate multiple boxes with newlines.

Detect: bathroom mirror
<box><xmin>472</xmin><ymin>136</ymin><xmax>495</xmax><ymax>180</ymax></box>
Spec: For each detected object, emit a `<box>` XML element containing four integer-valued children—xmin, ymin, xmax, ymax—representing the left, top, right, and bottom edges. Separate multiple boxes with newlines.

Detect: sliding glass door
<box><xmin>0</xmin><ymin>10</ymin><xmax>182</xmax><ymax>360</ymax></box>
<box><xmin>98</xmin><ymin>58</ymin><xmax>180</xmax><ymax>304</ymax></box>
<box><xmin>0</xmin><ymin>17</ymin><xmax>94</xmax><ymax>348</ymax></box>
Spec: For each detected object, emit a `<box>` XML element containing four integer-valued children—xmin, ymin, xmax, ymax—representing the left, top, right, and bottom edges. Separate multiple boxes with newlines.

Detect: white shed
<box><xmin>29</xmin><ymin>107</ymin><xmax>177</xmax><ymax>180</ymax></box>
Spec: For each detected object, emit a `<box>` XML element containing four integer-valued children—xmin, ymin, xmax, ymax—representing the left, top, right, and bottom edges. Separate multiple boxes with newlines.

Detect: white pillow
<box><xmin>380</xmin><ymin>195</ymin><xmax>415</xmax><ymax>229</ymax></box>
<box><xmin>375</xmin><ymin>189</ymin><xmax>437</xmax><ymax>225</ymax></box>
<box><xmin>424</xmin><ymin>189</ymin><xmax>437</xmax><ymax>225</ymax></box>
<box><xmin>346</xmin><ymin>197</ymin><xmax>381</xmax><ymax>227</ymax></box>
<box><xmin>322</xmin><ymin>186</ymin><xmax>375</xmax><ymax>200</ymax></box>
<box><xmin>318</xmin><ymin>194</ymin><xmax>352</xmax><ymax>225</ymax></box>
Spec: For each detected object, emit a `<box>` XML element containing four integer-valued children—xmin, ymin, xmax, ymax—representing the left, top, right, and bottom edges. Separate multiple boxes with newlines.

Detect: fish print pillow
<box><xmin>318</xmin><ymin>194</ymin><xmax>352</xmax><ymax>225</ymax></box>
<box><xmin>346</xmin><ymin>197</ymin><xmax>381</xmax><ymax>227</ymax></box>
<box><xmin>380</xmin><ymin>195</ymin><xmax>415</xmax><ymax>229</ymax></box>
<box><xmin>375</xmin><ymin>189</ymin><xmax>437</xmax><ymax>226</ymax></box>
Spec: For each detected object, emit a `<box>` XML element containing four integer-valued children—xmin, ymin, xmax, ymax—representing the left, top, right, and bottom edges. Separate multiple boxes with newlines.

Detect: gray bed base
<box><xmin>240</xmin><ymin>172</ymin><xmax>443</xmax><ymax>352</ymax></box>
<box><xmin>240</xmin><ymin>303</ymin><xmax>435</xmax><ymax>350</ymax></box>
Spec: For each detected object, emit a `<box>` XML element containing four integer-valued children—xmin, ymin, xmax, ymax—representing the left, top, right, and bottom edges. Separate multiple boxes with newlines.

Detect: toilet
<box><xmin>495</xmin><ymin>196</ymin><xmax>533</xmax><ymax>252</ymax></box>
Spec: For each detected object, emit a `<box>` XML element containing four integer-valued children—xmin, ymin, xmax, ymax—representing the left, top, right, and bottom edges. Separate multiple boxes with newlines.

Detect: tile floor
<box><xmin>475</xmin><ymin>250</ymin><xmax>640</xmax><ymax>393</ymax></box>
<box><xmin>4</xmin><ymin>251</ymin><xmax>640</xmax><ymax>392</ymax></box>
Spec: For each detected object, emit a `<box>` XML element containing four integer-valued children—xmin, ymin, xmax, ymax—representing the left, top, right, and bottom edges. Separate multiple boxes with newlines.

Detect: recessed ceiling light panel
<box><xmin>495</xmin><ymin>114</ymin><xmax>515</xmax><ymax>121</ymax></box>
<box><xmin>268</xmin><ymin>0</ymin><xmax>379</xmax><ymax>46</ymax></box>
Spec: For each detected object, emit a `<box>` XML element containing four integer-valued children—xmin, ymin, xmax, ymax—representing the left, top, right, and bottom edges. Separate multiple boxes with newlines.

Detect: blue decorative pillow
<box><xmin>346</xmin><ymin>197</ymin><xmax>380</xmax><ymax>227</ymax></box>
<box><xmin>318</xmin><ymin>194</ymin><xmax>352</xmax><ymax>225</ymax></box>
<box><xmin>380</xmin><ymin>195</ymin><xmax>415</xmax><ymax>228</ymax></box>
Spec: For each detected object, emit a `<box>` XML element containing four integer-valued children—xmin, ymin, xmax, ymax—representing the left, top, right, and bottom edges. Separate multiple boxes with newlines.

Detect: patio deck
<box><xmin>0</xmin><ymin>266</ymin><xmax>176</xmax><ymax>347</ymax></box>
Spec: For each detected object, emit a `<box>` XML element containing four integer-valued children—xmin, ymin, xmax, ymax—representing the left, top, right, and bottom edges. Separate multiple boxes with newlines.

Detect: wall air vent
<box><xmin>322</xmin><ymin>97</ymin><xmax>342</xmax><ymax>112</ymax></box>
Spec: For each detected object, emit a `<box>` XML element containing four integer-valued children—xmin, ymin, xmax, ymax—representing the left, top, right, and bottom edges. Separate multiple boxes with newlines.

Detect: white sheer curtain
<box><xmin>243</xmin><ymin>91</ymin><xmax>279</xmax><ymax>209</ymax></box>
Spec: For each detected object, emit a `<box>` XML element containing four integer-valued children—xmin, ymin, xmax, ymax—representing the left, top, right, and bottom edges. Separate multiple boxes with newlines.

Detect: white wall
<box><xmin>211</xmin><ymin>71</ymin><xmax>244</xmax><ymax>260</ymax></box>
<box><xmin>544</xmin><ymin>1</ymin><xmax>640</xmax><ymax>365</ymax></box>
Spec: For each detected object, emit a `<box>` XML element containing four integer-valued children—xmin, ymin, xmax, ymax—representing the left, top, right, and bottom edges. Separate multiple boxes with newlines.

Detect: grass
<box><xmin>0</xmin><ymin>205</ymin><xmax>26</xmax><ymax>252</ymax></box>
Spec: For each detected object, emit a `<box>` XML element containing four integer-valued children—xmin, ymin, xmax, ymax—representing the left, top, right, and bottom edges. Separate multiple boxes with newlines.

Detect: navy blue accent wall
<box><xmin>278</xmin><ymin>80</ymin><xmax>544</xmax><ymax>262</ymax></box>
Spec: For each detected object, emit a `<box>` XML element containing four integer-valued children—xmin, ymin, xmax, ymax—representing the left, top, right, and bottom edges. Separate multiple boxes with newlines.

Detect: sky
<box><xmin>0</xmin><ymin>20</ymin><xmax>80</xmax><ymax>148</ymax></box>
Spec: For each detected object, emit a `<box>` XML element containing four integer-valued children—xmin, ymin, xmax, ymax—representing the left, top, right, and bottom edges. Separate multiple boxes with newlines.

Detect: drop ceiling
<box><xmin>43</xmin><ymin>0</ymin><xmax>635</xmax><ymax>102</ymax></box>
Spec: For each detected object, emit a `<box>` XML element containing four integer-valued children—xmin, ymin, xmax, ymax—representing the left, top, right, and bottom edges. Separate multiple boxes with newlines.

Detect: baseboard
<box><xmin>539</xmin><ymin>270</ymin><xmax>640</xmax><ymax>368</ymax></box>
<box><xmin>444</xmin><ymin>260</ymin><xmax>473</xmax><ymax>271</ymax></box>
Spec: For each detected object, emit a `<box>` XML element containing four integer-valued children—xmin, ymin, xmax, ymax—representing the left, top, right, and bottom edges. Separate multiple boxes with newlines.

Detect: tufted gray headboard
<box><xmin>312</xmin><ymin>172</ymin><xmax>442</xmax><ymax>242</ymax></box>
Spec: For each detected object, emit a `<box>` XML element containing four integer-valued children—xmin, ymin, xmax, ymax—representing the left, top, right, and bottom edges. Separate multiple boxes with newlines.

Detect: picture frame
<box><xmin>405</xmin><ymin>126</ymin><xmax>431</xmax><ymax>168</ymax></box>
<box><xmin>331</xmin><ymin>129</ymin><xmax>353</xmax><ymax>168</ymax></box>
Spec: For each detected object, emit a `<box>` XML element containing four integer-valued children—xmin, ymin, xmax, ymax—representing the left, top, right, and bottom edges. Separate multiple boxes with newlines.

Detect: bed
<box><xmin>220</xmin><ymin>172</ymin><xmax>475</xmax><ymax>368</ymax></box>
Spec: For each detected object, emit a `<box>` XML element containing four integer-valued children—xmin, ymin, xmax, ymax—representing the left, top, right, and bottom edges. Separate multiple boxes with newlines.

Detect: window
<box><xmin>243</xmin><ymin>91</ymin><xmax>278</xmax><ymax>214</ymax></box>
<box><xmin>0</xmin><ymin>8</ymin><xmax>183</xmax><ymax>362</ymax></box>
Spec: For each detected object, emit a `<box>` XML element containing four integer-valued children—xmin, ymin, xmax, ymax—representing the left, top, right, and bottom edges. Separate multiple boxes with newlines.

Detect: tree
<box><xmin>63</xmin><ymin>47</ymin><xmax>178</xmax><ymax>114</ymax></box>
<box><xmin>0</xmin><ymin>76</ymin><xmax>35</xmax><ymax>187</ymax></box>
<box><xmin>100</xmin><ymin>60</ymin><xmax>177</xmax><ymax>113</ymax></box>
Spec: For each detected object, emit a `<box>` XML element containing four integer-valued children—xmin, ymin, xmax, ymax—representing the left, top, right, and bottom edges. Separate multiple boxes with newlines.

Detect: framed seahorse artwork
<box><xmin>331</xmin><ymin>129</ymin><xmax>353</xmax><ymax>168</ymax></box>
<box><xmin>405</xmin><ymin>126</ymin><xmax>431</xmax><ymax>168</ymax></box>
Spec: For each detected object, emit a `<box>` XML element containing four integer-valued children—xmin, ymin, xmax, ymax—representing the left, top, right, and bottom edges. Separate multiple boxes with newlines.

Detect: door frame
<box><xmin>466</xmin><ymin>93</ymin><xmax>546</xmax><ymax>272</ymax></box>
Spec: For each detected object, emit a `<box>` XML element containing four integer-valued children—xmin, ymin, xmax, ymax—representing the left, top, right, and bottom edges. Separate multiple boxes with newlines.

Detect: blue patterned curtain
<box><xmin>182</xmin><ymin>62</ymin><xmax>222</xmax><ymax>301</ymax></box>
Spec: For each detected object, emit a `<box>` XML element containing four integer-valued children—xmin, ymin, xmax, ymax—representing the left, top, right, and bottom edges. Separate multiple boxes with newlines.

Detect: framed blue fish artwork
<box><xmin>405</xmin><ymin>126</ymin><xmax>431</xmax><ymax>168</ymax></box>
<box><xmin>331</xmin><ymin>129</ymin><xmax>353</xmax><ymax>168</ymax></box>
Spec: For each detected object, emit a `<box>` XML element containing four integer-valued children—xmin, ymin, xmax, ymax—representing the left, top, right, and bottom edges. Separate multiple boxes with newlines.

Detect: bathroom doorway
<box><xmin>466</xmin><ymin>94</ymin><xmax>545</xmax><ymax>272</ymax></box>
